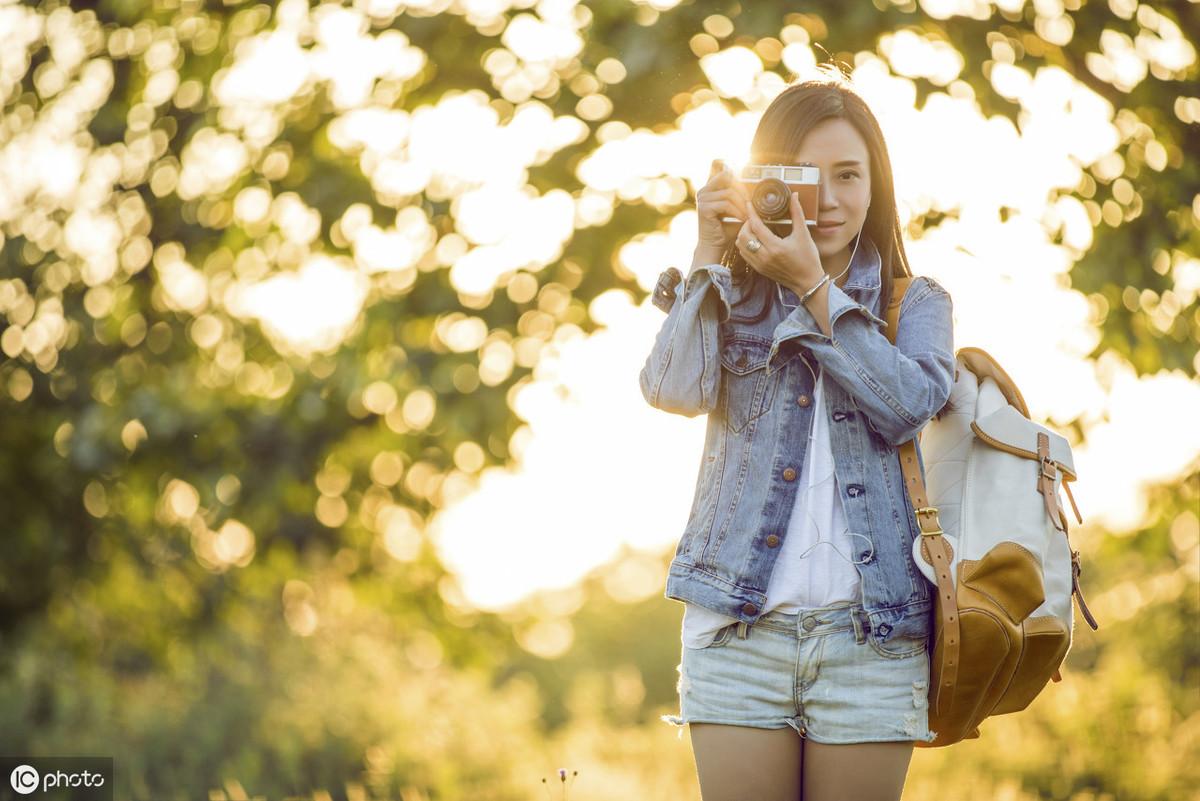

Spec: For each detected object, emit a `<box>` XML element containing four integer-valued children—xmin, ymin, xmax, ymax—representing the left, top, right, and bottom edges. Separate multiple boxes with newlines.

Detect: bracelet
<box><xmin>798</xmin><ymin>273</ymin><xmax>831</xmax><ymax>305</ymax></box>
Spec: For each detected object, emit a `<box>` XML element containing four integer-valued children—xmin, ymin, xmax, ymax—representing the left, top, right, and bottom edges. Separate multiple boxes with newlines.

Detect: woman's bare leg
<box><xmin>800</xmin><ymin>740</ymin><xmax>915</xmax><ymax>801</ymax></box>
<box><xmin>688</xmin><ymin>722</ymin><xmax>803</xmax><ymax>801</ymax></box>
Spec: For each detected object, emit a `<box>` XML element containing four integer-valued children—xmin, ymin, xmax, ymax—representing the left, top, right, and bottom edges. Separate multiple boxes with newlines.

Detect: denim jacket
<box><xmin>639</xmin><ymin>235</ymin><xmax>956</xmax><ymax>656</ymax></box>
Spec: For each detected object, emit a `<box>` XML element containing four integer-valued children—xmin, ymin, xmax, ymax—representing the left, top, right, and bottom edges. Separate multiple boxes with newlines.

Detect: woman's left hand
<box><xmin>735</xmin><ymin>191</ymin><xmax>826</xmax><ymax>295</ymax></box>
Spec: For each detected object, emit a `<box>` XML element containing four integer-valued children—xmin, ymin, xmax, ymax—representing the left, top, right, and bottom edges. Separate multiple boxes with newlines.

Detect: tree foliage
<box><xmin>0</xmin><ymin>1</ymin><xmax>1196</xmax><ymax>799</ymax></box>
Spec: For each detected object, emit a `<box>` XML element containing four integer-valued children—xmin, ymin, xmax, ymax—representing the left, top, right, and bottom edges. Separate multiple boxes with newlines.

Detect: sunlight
<box><xmin>214</xmin><ymin>28</ymin><xmax>310</xmax><ymax>107</ymax></box>
<box><xmin>433</xmin><ymin>36</ymin><xmax>1200</xmax><ymax>612</ymax></box>
<box><xmin>700</xmin><ymin>46</ymin><xmax>762</xmax><ymax>99</ymax></box>
<box><xmin>1</xmin><ymin>4</ymin><xmax>1194</xmax><ymax>796</ymax></box>
<box><xmin>427</xmin><ymin>309</ymin><xmax>690</xmax><ymax>611</ymax></box>
<box><xmin>879</xmin><ymin>28</ymin><xmax>964</xmax><ymax>85</ymax></box>
<box><xmin>2</xmin><ymin>0</ymin><xmax>1194</xmax><ymax>622</ymax></box>
<box><xmin>352</xmin><ymin>207</ymin><xmax>436</xmax><ymax>274</ymax></box>
<box><xmin>228</xmin><ymin>256</ymin><xmax>369</xmax><ymax>357</ymax></box>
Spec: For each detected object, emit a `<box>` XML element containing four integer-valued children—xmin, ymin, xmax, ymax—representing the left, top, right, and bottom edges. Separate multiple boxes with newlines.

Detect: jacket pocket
<box><xmin>719</xmin><ymin>334</ymin><xmax>776</xmax><ymax>433</ymax></box>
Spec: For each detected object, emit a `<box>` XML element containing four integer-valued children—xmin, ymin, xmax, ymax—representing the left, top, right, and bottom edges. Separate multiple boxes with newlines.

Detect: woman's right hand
<box><xmin>694</xmin><ymin>159</ymin><xmax>748</xmax><ymax>266</ymax></box>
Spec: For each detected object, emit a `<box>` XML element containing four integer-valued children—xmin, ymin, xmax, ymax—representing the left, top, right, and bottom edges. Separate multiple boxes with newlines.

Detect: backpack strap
<box><xmin>883</xmin><ymin>276</ymin><xmax>912</xmax><ymax>339</ymax></box>
<box><xmin>885</xmin><ymin>276</ymin><xmax>962</xmax><ymax>720</ymax></box>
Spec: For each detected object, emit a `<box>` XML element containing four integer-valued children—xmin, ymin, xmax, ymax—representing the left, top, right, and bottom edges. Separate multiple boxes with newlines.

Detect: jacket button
<box><xmin>797</xmin><ymin>394</ymin><xmax>811</xmax><ymax>407</ymax></box>
<box><xmin>877</xmin><ymin>623</ymin><xmax>893</xmax><ymax>638</ymax></box>
<box><xmin>846</xmin><ymin>483</ymin><xmax>864</xmax><ymax>497</ymax></box>
<box><xmin>742</xmin><ymin>602</ymin><xmax>758</xmax><ymax>615</ymax></box>
<box><xmin>832</xmin><ymin>411</ymin><xmax>847</xmax><ymax>421</ymax></box>
<box><xmin>766</xmin><ymin>534</ymin><xmax>781</xmax><ymax>547</ymax></box>
<box><xmin>783</xmin><ymin>467</ymin><xmax>797</xmax><ymax>481</ymax></box>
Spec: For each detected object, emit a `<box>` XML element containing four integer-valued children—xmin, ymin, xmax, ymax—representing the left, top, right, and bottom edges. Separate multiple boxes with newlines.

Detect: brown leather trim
<box><xmin>1071</xmin><ymin>549</ymin><xmax>1100</xmax><ymax>630</ymax></box>
<box><xmin>919</xmin><ymin>530</ymin><xmax>960</xmax><ymax>717</ymax></box>
<box><xmin>958</xmin><ymin>542</ymin><xmax>1047</xmax><ymax>624</ymax></box>
<box><xmin>989</xmin><ymin>613</ymin><xmax>1070</xmax><ymax>715</ymax></box>
<box><xmin>958</xmin><ymin>346</ymin><xmax>1031</xmax><ymax>419</ymax></box>
<box><xmin>1062</xmin><ymin>478</ymin><xmax>1083</xmax><ymax>524</ymax></box>
<box><xmin>884</xmin><ymin>276</ymin><xmax>914</xmax><ymax>348</ymax></box>
<box><xmin>884</xmin><ymin>281</ymin><xmax>1096</xmax><ymax>747</ymax></box>
<box><xmin>887</xmin><ymin>278</ymin><xmax>965</xmax><ymax>743</ymax></box>
<box><xmin>1037</xmin><ymin>433</ymin><xmax>1065</xmax><ymax>533</ymax></box>
<box><xmin>969</xmin><ymin>422</ymin><xmax>1079</xmax><ymax>481</ymax></box>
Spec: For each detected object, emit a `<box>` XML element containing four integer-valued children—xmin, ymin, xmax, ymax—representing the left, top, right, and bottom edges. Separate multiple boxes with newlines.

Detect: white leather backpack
<box><xmin>884</xmin><ymin>279</ymin><xmax>1099</xmax><ymax>747</ymax></box>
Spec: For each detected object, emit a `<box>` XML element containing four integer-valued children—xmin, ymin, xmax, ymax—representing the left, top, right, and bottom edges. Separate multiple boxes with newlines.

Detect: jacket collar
<box><xmin>840</xmin><ymin>232</ymin><xmax>882</xmax><ymax>290</ymax></box>
<box><xmin>838</xmin><ymin>233</ymin><xmax>884</xmax><ymax>318</ymax></box>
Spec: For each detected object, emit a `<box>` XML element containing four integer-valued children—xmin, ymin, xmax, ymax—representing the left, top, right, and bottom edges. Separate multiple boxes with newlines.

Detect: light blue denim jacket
<box><xmin>640</xmin><ymin>235</ymin><xmax>956</xmax><ymax>655</ymax></box>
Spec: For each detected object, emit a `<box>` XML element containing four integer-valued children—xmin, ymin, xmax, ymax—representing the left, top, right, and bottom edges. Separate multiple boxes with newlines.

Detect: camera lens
<box><xmin>751</xmin><ymin>178</ymin><xmax>790</xmax><ymax>218</ymax></box>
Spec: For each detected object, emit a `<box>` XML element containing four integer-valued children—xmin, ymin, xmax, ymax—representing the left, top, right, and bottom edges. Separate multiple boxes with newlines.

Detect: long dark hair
<box><xmin>723</xmin><ymin>66</ymin><xmax>913</xmax><ymax>324</ymax></box>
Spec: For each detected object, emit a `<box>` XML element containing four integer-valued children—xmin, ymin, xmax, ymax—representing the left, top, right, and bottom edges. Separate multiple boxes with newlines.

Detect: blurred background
<box><xmin>1</xmin><ymin>0</ymin><xmax>1197</xmax><ymax>799</ymax></box>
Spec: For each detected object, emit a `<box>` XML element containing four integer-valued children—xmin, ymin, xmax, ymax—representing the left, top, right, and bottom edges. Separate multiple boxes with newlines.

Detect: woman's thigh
<box><xmin>689</xmin><ymin>722</ymin><xmax>803</xmax><ymax>801</ymax></box>
<box><xmin>801</xmin><ymin>739</ymin><xmax>915</xmax><ymax>801</ymax></box>
<box><xmin>688</xmin><ymin>724</ymin><xmax>914</xmax><ymax>801</ymax></box>
<box><xmin>686</xmin><ymin>724</ymin><xmax>907</xmax><ymax>796</ymax></box>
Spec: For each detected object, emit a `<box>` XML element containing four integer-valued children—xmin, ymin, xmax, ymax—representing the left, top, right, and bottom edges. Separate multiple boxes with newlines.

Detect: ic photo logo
<box><xmin>4</xmin><ymin>761</ymin><xmax>108</xmax><ymax>798</ymax></box>
<box><xmin>9</xmin><ymin>765</ymin><xmax>38</xmax><ymax>796</ymax></box>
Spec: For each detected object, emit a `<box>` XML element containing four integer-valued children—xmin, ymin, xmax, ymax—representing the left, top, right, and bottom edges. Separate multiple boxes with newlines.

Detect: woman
<box><xmin>639</xmin><ymin>68</ymin><xmax>956</xmax><ymax>801</ymax></box>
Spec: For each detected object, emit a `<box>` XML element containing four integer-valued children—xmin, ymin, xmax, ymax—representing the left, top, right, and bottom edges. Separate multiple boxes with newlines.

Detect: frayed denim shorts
<box><xmin>661</xmin><ymin>602</ymin><xmax>937</xmax><ymax>744</ymax></box>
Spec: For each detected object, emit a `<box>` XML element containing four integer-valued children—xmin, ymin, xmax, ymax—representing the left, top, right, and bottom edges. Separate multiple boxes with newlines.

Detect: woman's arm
<box><xmin>778</xmin><ymin>275</ymin><xmax>955</xmax><ymax>445</ymax></box>
<box><xmin>638</xmin><ymin>263</ymin><xmax>736</xmax><ymax>416</ymax></box>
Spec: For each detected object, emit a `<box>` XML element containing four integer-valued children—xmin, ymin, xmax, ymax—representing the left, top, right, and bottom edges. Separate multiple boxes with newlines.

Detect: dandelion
<box><xmin>540</xmin><ymin>767</ymin><xmax>578</xmax><ymax>800</ymax></box>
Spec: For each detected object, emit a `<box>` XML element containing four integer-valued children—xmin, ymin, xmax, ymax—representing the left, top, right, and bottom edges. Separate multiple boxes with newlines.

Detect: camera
<box><xmin>721</xmin><ymin>163</ymin><xmax>820</xmax><ymax>233</ymax></box>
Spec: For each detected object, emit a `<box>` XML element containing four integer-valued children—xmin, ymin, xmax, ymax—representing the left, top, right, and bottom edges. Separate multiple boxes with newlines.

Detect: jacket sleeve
<box><xmin>638</xmin><ymin>263</ymin><xmax>736</xmax><ymax>416</ymax></box>
<box><xmin>774</xmin><ymin>275</ymin><xmax>955</xmax><ymax>445</ymax></box>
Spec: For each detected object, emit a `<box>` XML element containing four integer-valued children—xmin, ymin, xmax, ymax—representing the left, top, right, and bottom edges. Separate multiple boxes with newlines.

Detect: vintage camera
<box><xmin>721</xmin><ymin>163</ymin><xmax>820</xmax><ymax>233</ymax></box>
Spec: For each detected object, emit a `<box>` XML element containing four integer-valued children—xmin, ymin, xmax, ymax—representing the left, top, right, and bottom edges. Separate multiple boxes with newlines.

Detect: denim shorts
<box><xmin>660</xmin><ymin>602</ymin><xmax>937</xmax><ymax>744</ymax></box>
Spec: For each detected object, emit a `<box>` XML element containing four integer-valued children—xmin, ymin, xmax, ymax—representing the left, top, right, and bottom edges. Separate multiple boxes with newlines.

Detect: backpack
<box><xmin>884</xmin><ymin>276</ymin><xmax>1099</xmax><ymax>748</ymax></box>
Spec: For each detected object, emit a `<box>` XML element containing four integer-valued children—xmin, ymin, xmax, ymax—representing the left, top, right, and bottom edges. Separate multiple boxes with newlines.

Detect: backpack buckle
<box><xmin>1040</xmin><ymin>455</ymin><xmax>1057</xmax><ymax>480</ymax></box>
<box><xmin>914</xmin><ymin>506</ymin><xmax>944</xmax><ymax>536</ymax></box>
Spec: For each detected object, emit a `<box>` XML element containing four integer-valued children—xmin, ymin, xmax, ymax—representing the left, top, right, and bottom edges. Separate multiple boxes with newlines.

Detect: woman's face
<box><xmin>792</xmin><ymin>117</ymin><xmax>873</xmax><ymax>266</ymax></box>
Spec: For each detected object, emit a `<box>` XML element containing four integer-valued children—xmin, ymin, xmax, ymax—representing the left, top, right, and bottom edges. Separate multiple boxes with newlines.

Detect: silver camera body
<box><xmin>721</xmin><ymin>163</ymin><xmax>821</xmax><ymax>231</ymax></box>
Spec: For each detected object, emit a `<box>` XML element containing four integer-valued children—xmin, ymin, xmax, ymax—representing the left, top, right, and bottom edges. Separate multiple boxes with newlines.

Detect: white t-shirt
<box><xmin>682</xmin><ymin>371</ymin><xmax>864</xmax><ymax>649</ymax></box>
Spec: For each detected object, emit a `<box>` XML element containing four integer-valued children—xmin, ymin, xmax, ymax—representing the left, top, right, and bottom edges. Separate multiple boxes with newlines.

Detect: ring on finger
<box><xmin>746</xmin><ymin>238</ymin><xmax>762</xmax><ymax>253</ymax></box>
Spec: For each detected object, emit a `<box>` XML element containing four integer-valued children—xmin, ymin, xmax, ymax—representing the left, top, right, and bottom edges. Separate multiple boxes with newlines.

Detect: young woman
<box><xmin>639</xmin><ymin>69</ymin><xmax>956</xmax><ymax>801</ymax></box>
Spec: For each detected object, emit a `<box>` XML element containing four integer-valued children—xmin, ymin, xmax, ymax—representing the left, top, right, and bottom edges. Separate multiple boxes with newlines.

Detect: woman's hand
<box><xmin>734</xmin><ymin>190</ymin><xmax>826</xmax><ymax>295</ymax></box>
<box><xmin>693</xmin><ymin>159</ymin><xmax>748</xmax><ymax>266</ymax></box>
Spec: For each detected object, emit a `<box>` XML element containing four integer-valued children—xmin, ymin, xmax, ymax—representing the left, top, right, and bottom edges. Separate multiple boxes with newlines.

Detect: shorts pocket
<box><xmin>685</xmin><ymin>622</ymin><xmax>737</xmax><ymax>650</ymax></box>
<box><xmin>868</xmin><ymin>618</ymin><xmax>931</xmax><ymax>657</ymax></box>
<box><xmin>867</xmin><ymin>629</ymin><xmax>929</xmax><ymax>659</ymax></box>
